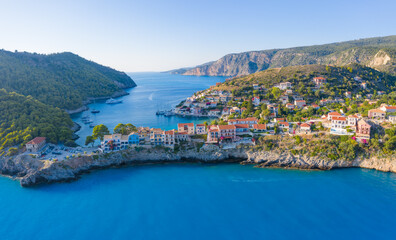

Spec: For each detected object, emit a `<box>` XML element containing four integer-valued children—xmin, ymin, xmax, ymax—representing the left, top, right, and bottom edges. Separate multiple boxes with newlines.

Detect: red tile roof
<box><xmin>178</xmin><ymin>123</ymin><xmax>194</xmax><ymax>127</ymax></box>
<box><xmin>234</xmin><ymin>124</ymin><xmax>249</xmax><ymax>128</ymax></box>
<box><xmin>332</xmin><ymin>116</ymin><xmax>346</xmax><ymax>121</ymax></box>
<box><xmin>328</xmin><ymin>112</ymin><xmax>341</xmax><ymax>116</ymax></box>
<box><xmin>368</xmin><ymin>109</ymin><xmax>385</xmax><ymax>113</ymax></box>
<box><xmin>253</xmin><ymin>124</ymin><xmax>266</xmax><ymax>130</ymax></box>
<box><xmin>279</xmin><ymin>122</ymin><xmax>289</xmax><ymax>127</ymax></box>
<box><xmin>218</xmin><ymin>125</ymin><xmax>237</xmax><ymax>130</ymax></box>
<box><xmin>27</xmin><ymin>137</ymin><xmax>46</xmax><ymax>145</ymax></box>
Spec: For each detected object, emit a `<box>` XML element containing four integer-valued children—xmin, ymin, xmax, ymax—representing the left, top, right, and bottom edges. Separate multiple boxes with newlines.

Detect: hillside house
<box><xmin>228</xmin><ymin>118</ymin><xmax>258</xmax><ymax>128</ymax></box>
<box><xmin>252</xmin><ymin>97</ymin><xmax>260</xmax><ymax>106</ymax></box>
<box><xmin>388</xmin><ymin>115</ymin><xmax>396</xmax><ymax>124</ymax></box>
<box><xmin>356</xmin><ymin>119</ymin><xmax>371</xmax><ymax>142</ymax></box>
<box><xmin>294</xmin><ymin>100</ymin><xmax>306</xmax><ymax>108</ymax></box>
<box><xmin>235</xmin><ymin>124</ymin><xmax>250</xmax><ymax>135</ymax></box>
<box><xmin>327</xmin><ymin>112</ymin><xmax>342</xmax><ymax>121</ymax></box>
<box><xmin>286</xmin><ymin>103</ymin><xmax>294</xmax><ymax>110</ymax></box>
<box><xmin>279</xmin><ymin>82</ymin><xmax>292</xmax><ymax>90</ymax></box>
<box><xmin>344</xmin><ymin>92</ymin><xmax>352</xmax><ymax>98</ymax></box>
<box><xmin>331</xmin><ymin>116</ymin><xmax>347</xmax><ymax>130</ymax></box>
<box><xmin>253</xmin><ymin>124</ymin><xmax>267</xmax><ymax>132</ymax></box>
<box><xmin>368</xmin><ymin>109</ymin><xmax>385</xmax><ymax>120</ymax></box>
<box><xmin>313</xmin><ymin>77</ymin><xmax>326</xmax><ymax>87</ymax></box>
<box><xmin>380</xmin><ymin>105</ymin><xmax>396</xmax><ymax>113</ymax></box>
<box><xmin>300</xmin><ymin>123</ymin><xmax>311</xmax><ymax>132</ymax></box>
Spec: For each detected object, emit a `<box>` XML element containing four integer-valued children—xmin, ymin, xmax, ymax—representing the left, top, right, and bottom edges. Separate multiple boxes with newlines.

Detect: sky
<box><xmin>0</xmin><ymin>0</ymin><xmax>395</xmax><ymax>72</ymax></box>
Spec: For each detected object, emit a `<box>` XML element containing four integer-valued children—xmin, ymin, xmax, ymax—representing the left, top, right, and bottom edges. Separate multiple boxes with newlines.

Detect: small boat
<box><xmin>89</xmin><ymin>124</ymin><xmax>95</xmax><ymax>128</ymax></box>
<box><xmin>91</xmin><ymin>109</ymin><xmax>100</xmax><ymax>113</ymax></box>
<box><xmin>83</xmin><ymin>119</ymin><xmax>93</xmax><ymax>124</ymax></box>
<box><xmin>106</xmin><ymin>98</ymin><xmax>123</xmax><ymax>104</ymax></box>
<box><xmin>156</xmin><ymin>110</ymin><xmax>165</xmax><ymax>115</ymax></box>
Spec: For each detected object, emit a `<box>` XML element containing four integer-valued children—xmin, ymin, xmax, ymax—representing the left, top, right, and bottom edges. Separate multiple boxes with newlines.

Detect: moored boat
<box><xmin>106</xmin><ymin>98</ymin><xmax>123</xmax><ymax>104</ymax></box>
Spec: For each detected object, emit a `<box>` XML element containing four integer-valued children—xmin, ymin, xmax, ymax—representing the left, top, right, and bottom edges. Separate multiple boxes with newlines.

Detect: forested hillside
<box><xmin>0</xmin><ymin>50</ymin><xmax>136</xmax><ymax>110</ymax></box>
<box><xmin>170</xmin><ymin>35</ymin><xmax>396</xmax><ymax>77</ymax></box>
<box><xmin>0</xmin><ymin>89</ymin><xmax>74</xmax><ymax>153</ymax></box>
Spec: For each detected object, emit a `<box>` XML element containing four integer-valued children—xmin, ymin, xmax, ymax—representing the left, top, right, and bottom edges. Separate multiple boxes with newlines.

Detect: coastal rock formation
<box><xmin>0</xmin><ymin>147</ymin><xmax>395</xmax><ymax>187</ymax></box>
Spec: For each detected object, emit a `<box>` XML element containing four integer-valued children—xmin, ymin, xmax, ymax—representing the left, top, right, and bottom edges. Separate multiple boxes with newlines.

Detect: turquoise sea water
<box><xmin>1</xmin><ymin>73</ymin><xmax>395</xmax><ymax>239</ymax></box>
<box><xmin>0</xmin><ymin>165</ymin><xmax>395</xmax><ymax>239</ymax></box>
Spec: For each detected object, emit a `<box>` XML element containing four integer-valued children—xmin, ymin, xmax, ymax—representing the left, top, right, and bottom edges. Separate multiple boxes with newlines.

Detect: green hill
<box><xmin>216</xmin><ymin>64</ymin><xmax>396</xmax><ymax>102</ymax></box>
<box><xmin>169</xmin><ymin>35</ymin><xmax>396</xmax><ymax>76</ymax></box>
<box><xmin>0</xmin><ymin>89</ymin><xmax>74</xmax><ymax>153</ymax></box>
<box><xmin>0</xmin><ymin>50</ymin><xmax>136</xmax><ymax>110</ymax></box>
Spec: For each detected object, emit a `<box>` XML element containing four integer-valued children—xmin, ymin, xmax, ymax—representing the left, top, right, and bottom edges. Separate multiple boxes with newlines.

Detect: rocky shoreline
<box><xmin>0</xmin><ymin>145</ymin><xmax>395</xmax><ymax>187</ymax></box>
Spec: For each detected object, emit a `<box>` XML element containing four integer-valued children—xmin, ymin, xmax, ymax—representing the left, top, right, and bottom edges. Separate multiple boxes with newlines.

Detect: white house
<box><xmin>380</xmin><ymin>105</ymin><xmax>396</xmax><ymax>113</ymax></box>
<box><xmin>294</xmin><ymin>100</ymin><xmax>306</xmax><ymax>108</ymax></box>
<box><xmin>331</xmin><ymin>116</ymin><xmax>347</xmax><ymax>130</ymax></box>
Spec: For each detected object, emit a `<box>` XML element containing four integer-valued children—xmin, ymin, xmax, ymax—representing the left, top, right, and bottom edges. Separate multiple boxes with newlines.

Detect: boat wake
<box><xmin>148</xmin><ymin>92</ymin><xmax>154</xmax><ymax>101</ymax></box>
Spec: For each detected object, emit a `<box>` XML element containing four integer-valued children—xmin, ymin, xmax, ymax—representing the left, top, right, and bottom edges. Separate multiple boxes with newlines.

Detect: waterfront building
<box><xmin>26</xmin><ymin>137</ymin><xmax>46</xmax><ymax>153</ymax></box>
<box><xmin>150</xmin><ymin>128</ymin><xmax>164</xmax><ymax>146</ymax></box>
<box><xmin>163</xmin><ymin>130</ymin><xmax>176</xmax><ymax>147</ymax></box>
<box><xmin>195</xmin><ymin>124</ymin><xmax>206</xmax><ymax>134</ymax></box>
<box><xmin>128</xmin><ymin>132</ymin><xmax>140</xmax><ymax>145</ymax></box>
<box><xmin>177</xmin><ymin>123</ymin><xmax>195</xmax><ymax>135</ymax></box>
<box><xmin>137</xmin><ymin>127</ymin><xmax>150</xmax><ymax>144</ymax></box>
<box><xmin>176</xmin><ymin>132</ymin><xmax>190</xmax><ymax>142</ymax></box>
<box><xmin>207</xmin><ymin>125</ymin><xmax>237</xmax><ymax>143</ymax></box>
<box><xmin>101</xmin><ymin>134</ymin><xmax>129</xmax><ymax>152</ymax></box>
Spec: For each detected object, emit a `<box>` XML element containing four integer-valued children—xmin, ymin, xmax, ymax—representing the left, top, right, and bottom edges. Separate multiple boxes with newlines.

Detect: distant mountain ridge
<box><xmin>0</xmin><ymin>50</ymin><xmax>137</xmax><ymax>110</ymax></box>
<box><xmin>169</xmin><ymin>35</ymin><xmax>396</xmax><ymax>76</ymax></box>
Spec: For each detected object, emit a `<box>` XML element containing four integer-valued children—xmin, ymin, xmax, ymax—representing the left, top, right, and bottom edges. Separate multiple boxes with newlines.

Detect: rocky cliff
<box><xmin>1</xmin><ymin>145</ymin><xmax>395</xmax><ymax>187</ymax></box>
<box><xmin>169</xmin><ymin>35</ymin><xmax>396</xmax><ymax>76</ymax></box>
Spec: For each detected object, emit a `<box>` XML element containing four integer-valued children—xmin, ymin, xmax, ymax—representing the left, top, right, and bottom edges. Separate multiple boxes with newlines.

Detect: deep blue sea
<box><xmin>1</xmin><ymin>73</ymin><xmax>395</xmax><ymax>239</ymax></box>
